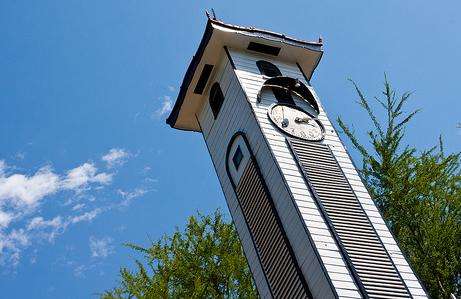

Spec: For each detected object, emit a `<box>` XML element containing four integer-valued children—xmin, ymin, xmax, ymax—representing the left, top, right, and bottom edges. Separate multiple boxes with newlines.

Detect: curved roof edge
<box><xmin>209</xmin><ymin>18</ymin><xmax>323</xmax><ymax>49</ymax></box>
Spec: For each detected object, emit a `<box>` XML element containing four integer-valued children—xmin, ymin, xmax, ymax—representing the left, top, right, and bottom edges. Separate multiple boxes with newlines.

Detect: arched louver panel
<box><xmin>209</xmin><ymin>82</ymin><xmax>224</xmax><ymax>119</ymax></box>
<box><xmin>226</xmin><ymin>133</ymin><xmax>312</xmax><ymax>299</ymax></box>
<box><xmin>256</xmin><ymin>60</ymin><xmax>294</xmax><ymax>105</ymax></box>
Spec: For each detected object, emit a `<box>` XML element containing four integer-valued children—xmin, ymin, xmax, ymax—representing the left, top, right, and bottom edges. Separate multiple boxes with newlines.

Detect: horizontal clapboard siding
<box><xmin>289</xmin><ymin>139</ymin><xmax>411</xmax><ymax>299</ymax></box>
<box><xmin>198</xmin><ymin>53</ymin><xmax>336</xmax><ymax>298</ymax></box>
<box><xmin>229</xmin><ymin>48</ymin><xmax>427</xmax><ymax>299</ymax></box>
<box><xmin>198</xmin><ymin>57</ymin><xmax>272</xmax><ymax>298</ymax></box>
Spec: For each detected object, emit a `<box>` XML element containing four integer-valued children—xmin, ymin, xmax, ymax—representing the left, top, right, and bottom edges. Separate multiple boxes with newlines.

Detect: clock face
<box><xmin>268</xmin><ymin>104</ymin><xmax>325</xmax><ymax>141</ymax></box>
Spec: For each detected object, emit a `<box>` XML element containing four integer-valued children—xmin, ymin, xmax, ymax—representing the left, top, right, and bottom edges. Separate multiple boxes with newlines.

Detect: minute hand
<box><xmin>295</xmin><ymin>117</ymin><xmax>311</xmax><ymax>124</ymax></box>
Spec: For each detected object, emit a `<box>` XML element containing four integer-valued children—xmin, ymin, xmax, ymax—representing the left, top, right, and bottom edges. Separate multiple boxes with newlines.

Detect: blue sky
<box><xmin>0</xmin><ymin>1</ymin><xmax>459</xmax><ymax>298</ymax></box>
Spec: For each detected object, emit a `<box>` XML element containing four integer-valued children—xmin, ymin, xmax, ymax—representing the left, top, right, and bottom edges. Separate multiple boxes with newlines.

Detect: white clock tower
<box><xmin>167</xmin><ymin>17</ymin><xmax>428</xmax><ymax>299</ymax></box>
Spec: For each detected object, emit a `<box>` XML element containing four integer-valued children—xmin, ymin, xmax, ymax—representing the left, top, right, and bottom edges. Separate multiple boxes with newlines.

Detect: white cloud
<box><xmin>62</xmin><ymin>163</ymin><xmax>112</xmax><ymax>191</ymax></box>
<box><xmin>89</xmin><ymin>236</ymin><xmax>113</xmax><ymax>258</ymax></box>
<box><xmin>0</xmin><ymin>160</ymin><xmax>6</xmax><ymax>175</ymax></box>
<box><xmin>27</xmin><ymin>216</ymin><xmax>63</xmax><ymax>231</ymax></box>
<box><xmin>144</xmin><ymin>177</ymin><xmax>158</xmax><ymax>183</ymax></box>
<box><xmin>0</xmin><ymin>161</ymin><xmax>111</xmax><ymax>214</ymax></box>
<box><xmin>73</xmin><ymin>264</ymin><xmax>87</xmax><ymax>278</ymax></box>
<box><xmin>0</xmin><ymin>229</ymin><xmax>29</xmax><ymax>267</ymax></box>
<box><xmin>70</xmin><ymin>208</ymin><xmax>101</xmax><ymax>224</ymax></box>
<box><xmin>27</xmin><ymin>216</ymin><xmax>65</xmax><ymax>242</ymax></box>
<box><xmin>167</xmin><ymin>85</ymin><xmax>175</xmax><ymax>92</ymax></box>
<box><xmin>117</xmin><ymin>188</ymin><xmax>147</xmax><ymax>207</ymax></box>
<box><xmin>153</xmin><ymin>96</ymin><xmax>172</xmax><ymax>119</ymax></box>
<box><xmin>71</xmin><ymin>203</ymin><xmax>85</xmax><ymax>211</ymax></box>
<box><xmin>71</xmin><ymin>261</ymin><xmax>102</xmax><ymax>279</ymax></box>
<box><xmin>27</xmin><ymin>209</ymin><xmax>102</xmax><ymax>239</ymax></box>
<box><xmin>117</xmin><ymin>188</ymin><xmax>146</xmax><ymax>201</ymax></box>
<box><xmin>101</xmin><ymin>149</ymin><xmax>129</xmax><ymax>168</ymax></box>
<box><xmin>0</xmin><ymin>148</ymin><xmax>131</xmax><ymax>269</ymax></box>
<box><xmin>0</xmin><ymin>210</ymin><xmax>13</xmax><ymax>228</ymax></box>
<box><xmin>0</xmin><ymin>165</ymin><xmax>60</xmax><ymax>209</ymax></box>
<box><xmin>0</xmin><ymin>207</ymin><xmax>108</xmax><ymax>268</ymax></box>
<box><xmin>0</xmin><ymin>229</ymin><xmax>29</xmax><ymax>250</ymax></box>
<box><xmin>0</xmin><ymin>162</ymin><xmax>110</xmax><ymax>268</ymax></box>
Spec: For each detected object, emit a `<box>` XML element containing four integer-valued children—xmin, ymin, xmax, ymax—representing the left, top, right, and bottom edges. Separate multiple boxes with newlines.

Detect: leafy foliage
<box><xmin>338</xmin><ymin>75</ymin><xmax>461</xmax><ymax>298</ymax></box>
<box><xmin>101</xmin><ymin>210</ymin><xmax>257</xmax><ymax>299</ymax></box>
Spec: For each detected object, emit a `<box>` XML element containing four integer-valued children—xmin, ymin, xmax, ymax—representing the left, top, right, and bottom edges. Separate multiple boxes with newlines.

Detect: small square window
<box><xmin>232</xmin><ymin>146</ymin><xmax>244</xmax><ymax>170</ymax></box>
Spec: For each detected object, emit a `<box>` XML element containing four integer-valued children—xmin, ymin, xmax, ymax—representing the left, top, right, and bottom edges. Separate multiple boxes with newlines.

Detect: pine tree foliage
<box><xmin>338</xmin><ymin>76</ymin><xmax>461</xmax><ymax>298</ymax></box>
<box><xmin>103</xmin><ymin>76</ymin><xmax>460</xmax><ymax>298</ymax></box>
<box><xmin>101</xmin><ymin>210</ymin><xmax>257</xmax><ymax>299</ymax></box>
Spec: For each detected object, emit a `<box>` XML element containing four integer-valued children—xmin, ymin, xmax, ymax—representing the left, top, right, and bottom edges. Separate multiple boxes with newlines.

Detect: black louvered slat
<box><xmin>288</xmin><ymin>138</ymin><xmax>411</xmax><ymax>299</ymax></box>
<box><xmin>236</xmin><ymin>159</ymin><xmax>311</xmax><ymax>299</ymax></box>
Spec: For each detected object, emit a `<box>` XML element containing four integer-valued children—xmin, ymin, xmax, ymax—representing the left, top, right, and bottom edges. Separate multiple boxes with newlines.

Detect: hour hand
<box><xmin>281</xmin><ymin>118</ymin><xmax>289</xmax><ymax>127</ymax></box>
<box><xmin>295</xmin><ymin>117</ymin><xmax>310</xmax><ymax>124</ymax></box>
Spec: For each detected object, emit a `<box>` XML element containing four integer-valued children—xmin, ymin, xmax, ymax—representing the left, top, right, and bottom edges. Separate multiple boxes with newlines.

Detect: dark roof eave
<box><xmin>166</xmin><ymin>19</ymin><xmax>214</xmax><ymax>128</ymax></box>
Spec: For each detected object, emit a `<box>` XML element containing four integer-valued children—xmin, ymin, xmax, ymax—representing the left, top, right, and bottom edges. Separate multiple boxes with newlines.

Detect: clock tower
<box><xmin>167</xmin><ymin>17</ymin><xmax>428</xmax><ymax>299</ymax></box>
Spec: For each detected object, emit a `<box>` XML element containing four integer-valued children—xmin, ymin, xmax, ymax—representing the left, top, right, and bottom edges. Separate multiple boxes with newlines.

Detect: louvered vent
<box><xmin>288</xmin><ymin>138</ymin><xmax>411</xmax><ymax>299</ymax></box>
<box><xmin>236</xmin><ymin>159</ymin><xmax>311</xmax><ymax>299</ymax></box>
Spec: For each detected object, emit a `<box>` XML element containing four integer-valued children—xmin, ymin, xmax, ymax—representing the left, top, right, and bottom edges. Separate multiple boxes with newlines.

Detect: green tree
<box><xmin>338</xmin><ymin>76</ymin><xmax>461</xmax><ymax>298</ymax></box>
<box><xmin>105</xmin><ymin>76</ymin><xmax>460</xmax><ymax>298</ymax></box>
<box><xmin>101</xmin><ymin>210</ymin><xmax>257</xmax><ymax>299</ymax></box>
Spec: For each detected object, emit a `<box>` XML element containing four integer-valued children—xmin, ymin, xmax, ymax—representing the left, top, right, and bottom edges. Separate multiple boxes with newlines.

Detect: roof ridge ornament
<box><xmin>205</xmin><ymin>9</ymin><xmax>217</xmax><ymax>20</ymax></box>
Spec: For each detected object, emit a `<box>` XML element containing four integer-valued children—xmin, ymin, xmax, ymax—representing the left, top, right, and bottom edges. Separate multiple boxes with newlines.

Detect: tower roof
<box><xmin>166</xmin><ymin>17</ymin><xmax>323</xmax><ymax>131</ymax></box>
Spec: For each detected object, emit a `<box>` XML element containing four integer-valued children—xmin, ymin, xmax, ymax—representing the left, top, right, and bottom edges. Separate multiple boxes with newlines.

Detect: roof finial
<box><xmin>318</xmin><ymin>35</ymin><xmax>323</xmax><ymax>44</ymax></box>
<box><xmin>211</xmin><ymin>8</ymin><xmax>217</xmax><ymax>20</ymax></box>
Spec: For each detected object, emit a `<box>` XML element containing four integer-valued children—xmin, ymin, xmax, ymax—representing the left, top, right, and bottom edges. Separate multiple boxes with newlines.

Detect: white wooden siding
<box><xmin>229</xmin><ymin>48</ymin><xmax>427</xmax><ymax>299</ymax></box>
<box><xmin>198</xmin><ymin>53</ymin><xmax>337</xmax><ymax>298</ymax></box>
<box><xmin>197</xmin><ymin>58</ymin><xmax>271</xmax><ymax>298</ymax></box>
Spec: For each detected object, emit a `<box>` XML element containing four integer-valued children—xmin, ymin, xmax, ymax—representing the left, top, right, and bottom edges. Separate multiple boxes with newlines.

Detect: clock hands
<box><xmin>270</xmin><ymin>105</ymin><xmax>324</xmax><ymax>141</ymax></box>
<box><xmin>295</xmin><ymin>117</ymin><xmax>317</xmax><ymax>127</ymax></box>
<box><xmin>295</xmin><ymin>117</ymin><xmax>309</xmax><ymax>124</ymax></box>
<box><xmin>283</xmin><ymin>114</ymin><xmax>316</xmax><ymax>128</ymax></box>
<box><xmin>281</xmin><ymin>106</ymin><xmax>289</xmax><ymax>127</ymax></box>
